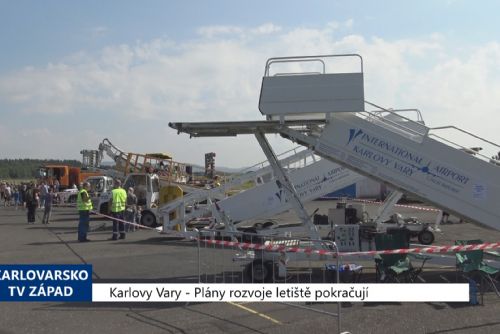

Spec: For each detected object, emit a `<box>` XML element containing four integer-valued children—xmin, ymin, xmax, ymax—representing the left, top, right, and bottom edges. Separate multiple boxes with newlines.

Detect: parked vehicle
<box><xmin>39</xmin><ymin>165</ymin><xmax>102</xmax><ymax>190</ymax></box>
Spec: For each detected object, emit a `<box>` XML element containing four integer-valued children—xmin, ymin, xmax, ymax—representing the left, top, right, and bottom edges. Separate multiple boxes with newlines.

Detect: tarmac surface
<box><xmin>0</xmin><ymin>200</ymin><xmax>499</xmax><ymax>334</ymax></box>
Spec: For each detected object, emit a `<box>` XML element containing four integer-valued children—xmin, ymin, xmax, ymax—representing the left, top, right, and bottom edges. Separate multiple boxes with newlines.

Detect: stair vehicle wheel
<box><xmin>140</xmin><ymin>211</ymin><xmax>157</xmax><ymax>227</ymax></box>
<box><xmin>245</xmin><ymin>260</ymin><xmax>274</xmax><ymax>283</ymax></box>
<box><xmin>253</xmin><ymin>222</ymin><xmax>264</xmax><ymax>229</ymax></box>
<box><xmin>241</xmin><ymin>227</ymin><xmax>258</xmax><ymax>243</ymax></box>
<box><xmin>262</xmin><ymin>220</ymin><xmax>276</xmax><ymax>229</ymax></box>
<box><xmin>418</xmin><ymin>230</ymin><xmax>434</xmax><ymax>245</ymax></box>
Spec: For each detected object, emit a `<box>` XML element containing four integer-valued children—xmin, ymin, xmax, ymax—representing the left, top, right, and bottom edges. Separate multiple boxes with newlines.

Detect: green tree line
<box><xmin>0</xmin><ymin>159</ymin><xmax>82</xmax><ymax>179</ymax></box>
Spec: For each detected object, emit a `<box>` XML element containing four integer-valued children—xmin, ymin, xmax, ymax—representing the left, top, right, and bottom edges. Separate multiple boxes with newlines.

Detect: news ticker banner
<box><xmin>92</xmin><ymin>283</ymin><xmax>468</xmax><ymax>303</ymax></box>
<box><xmin>1</xmin><ymin>264</ymin><xmax>469</xmax><ymax>302</ymax></box>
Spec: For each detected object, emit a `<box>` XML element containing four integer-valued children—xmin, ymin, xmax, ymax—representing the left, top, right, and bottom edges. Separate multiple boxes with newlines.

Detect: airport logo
<box><xmin>347</xmin><ymin>128</ymin><xmax>364</xmax><ymax>145</ymax></box>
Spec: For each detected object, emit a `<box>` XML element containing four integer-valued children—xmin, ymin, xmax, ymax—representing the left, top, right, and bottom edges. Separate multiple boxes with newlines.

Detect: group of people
<box><xmin>0</xmin><ymin>181</ymin><xmax>56</xmax><ymax>225</ymax></box>
<box><xmin>0</xmin><ymin>181</ymin><xmax>25</xmax><ymax>208</ymax></box>
<box><xmin>3</xmin><ymin>179</ymin><xmax>139</xmax><ymax>242</ymax></box>
<box><xmin>77</xmin><ymin>179</ymin><xmax>138</xmax><ymax>242</ymax></box>
<box><xmin>23</xmin><ymin>182</ymin><xmax>56</xmax><ymax>225</ymax></box>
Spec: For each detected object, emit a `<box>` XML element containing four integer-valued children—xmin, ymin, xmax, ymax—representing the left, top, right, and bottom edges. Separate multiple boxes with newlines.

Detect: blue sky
<box><xmin>1</xmin><ymin>0</ymin><xmax>500</xmax><ymax>166</ymax></box>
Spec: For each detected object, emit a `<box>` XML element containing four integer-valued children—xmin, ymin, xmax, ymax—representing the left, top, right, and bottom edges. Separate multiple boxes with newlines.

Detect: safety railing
<box><xmin>264</xmin><ymin>54</ymin><xmax>363</xmax><ymax>77</ymax></box>
<box><xmin>428</xmin><ymin>125</ymin><xmax>500</xmax><ymax>166</ymax></box>
<box><xmin>356</xmin><ymin>102</ymin><xmax>429</xmax><ymax>143</ymax></box>
<box><xmin>196</xmin><ymin>229</ymin><xmax>345</xmax><ymax>334</ymax></box>
<box><xmin>349</xmin><ymin>101</ymin><xmax>500</xmax><ymax>166</ymax></box>
<box><xmin>235</xmin><ymin>146</ymin><xmax>312</xmax><ymax>175</ymax></box>
<box><xmin>197</xmin><ymin>230</ymin><xmax>341</xmax><ymax>284</ymax></box>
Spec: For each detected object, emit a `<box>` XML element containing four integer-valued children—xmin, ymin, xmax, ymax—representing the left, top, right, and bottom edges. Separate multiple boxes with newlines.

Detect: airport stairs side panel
<box><xmin>217</xmin><ymin>158</ymin><xmax>364</xmax><ymax>223</ymax></box>
<box><xmin>313</xmin><ymin>113</ymin><xmax>500</xmax><ymax>230</ymax></box>
<box><xmin>259</xmin><ymin>73</ymin><xmax>364</xmax><ymax>116</ymax></box>
<box><xmin>159</xmin><ymin>148</ymin><xmax>314</xmax><ymax>216</ymax></box>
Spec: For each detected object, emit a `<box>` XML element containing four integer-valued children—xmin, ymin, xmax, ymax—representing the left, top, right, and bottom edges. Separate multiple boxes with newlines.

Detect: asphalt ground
<box><xmin>0</xmin><ymin>200</ymin><xmax>499</xmax><ymax>334</ymax></box>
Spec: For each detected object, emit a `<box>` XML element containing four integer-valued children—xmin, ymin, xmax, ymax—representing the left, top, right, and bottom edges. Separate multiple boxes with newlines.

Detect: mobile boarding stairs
<box><xmin>159</xmin><ymin>146</ymin><xmax>369</xmax><ymax>236</ymax></box>
<box><xmin>170</xmin><ymin>54</ymin><xmax>500</xmax><ymax>231</ymax></box>
<box><xmin>169</xmin><ymin>54</ymin><xmax>500</xmax><ymax>270</ymax></box>
<box><xmin>159</xmin><ymin>143</ymin><xmax>435</xmax><ymax>244</ymax></box>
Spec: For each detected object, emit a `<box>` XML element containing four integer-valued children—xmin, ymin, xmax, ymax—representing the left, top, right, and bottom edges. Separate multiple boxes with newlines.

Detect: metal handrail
<box><xmin>264</xmin><ymin>54</ymin><xmax>363</xmax><ymax>76</ymax></box>
<box><xmin>365</xmin><ymin>101</ymin><xmax>424</xmax><ymax>124</ymax></box>
<box><xmin>267</xmin><ymin>58</ymin><xmax>326</xmax><ymax>76</ymax></box>
<box><xmin>359</xmin><ymin>104</ymin><xmax>500</xmax><ymax>164</ymax></box>
<box><xmin>364</xmin><ymin>101</ymin><xmax>426</xmax><ymax>126</ymax></box>
<box><xmin>357</xmin><ymin>106</ymin><xmax>429</xmax><ymax>140</ymax></box>
<box><xmin>428</xmin><ymin>132</ymin><xmax>499</xmax><ymax>164</ymax></box>
<box><xmin>363</xmin><ymin>111</ymin><xmax>427</xmax><ymax>137</ymax></box>
<box><xmin>274</xmin><ymin>71</ymin><xmax>323</xmax><ymax>76</ymax></box>
<box><xmin>429</xmin><ymin>126</ymin><xmax>500</xmax><ymax>164</ymax></box>
<box><xmin>237</xmin><ymin>146</ymin><xmax>312</xmax><ymax>174</ymax></box>
<box><xmin>429</xmin><ymin>125</ymin><xmax>500</xmax><ymax>151</ymax></box>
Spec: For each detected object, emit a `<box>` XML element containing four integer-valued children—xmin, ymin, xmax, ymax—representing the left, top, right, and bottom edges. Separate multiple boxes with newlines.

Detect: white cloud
<box><xmin>90</xmin><ymin>26</ymin><xmax>109</xmax><ymax>37</ymax></box>
<box><xmin>250</xmin><ymin>23</ymin><xmax>282</xmax><ymax>35</ymax></box>
<box><xmin>1</xmin><ymin>23</ymin><xmax>500</xmax><ymax>165</ymax></box>
<box><xmin>327</xmin><ymin>19</ymin><xmax>354</xmax><ymax>31</ymax></box>
<box><xmin>197</xmin><ymin>23</ymin><xmax>282</xmax><ymax>38</ymax></box>
<box><xmin>196</xmin><ymin>25</ymin><xmax>244</xmax><ymax>38</ymax></box>
<box><xmin>344</xmin><ymin>19</ymin><xmax>354</xmax><ymax>29</ymax></box>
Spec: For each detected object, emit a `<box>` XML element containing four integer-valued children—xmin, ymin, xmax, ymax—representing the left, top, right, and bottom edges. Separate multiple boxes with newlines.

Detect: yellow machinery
<box><xmin>159</xmin><ymin>185</ymin><xmax>183</xmax><ymax>231</ymax></box>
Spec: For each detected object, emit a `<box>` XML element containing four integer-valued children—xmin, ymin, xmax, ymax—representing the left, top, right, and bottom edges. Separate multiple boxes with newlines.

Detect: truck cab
<box><xmin>86</xmin><ymin>175</ymin><xmax>114</xmax><ymax>213</ymax></box>
<box><xmin>123</xmin><ymin>173</ymin><xmax>160</xmax><ymax>227</ymax></box>
<box><xmin>39</xmin><ymin>165</ymin><xmax>69</xmax><ymax>189</ymax></box>
<box><xmin>40</xmin><ymin>165</ymin><xmax>103</xmax><ymax>191</ymax></box>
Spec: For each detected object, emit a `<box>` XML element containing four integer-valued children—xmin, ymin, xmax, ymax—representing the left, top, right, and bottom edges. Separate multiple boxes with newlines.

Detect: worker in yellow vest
<box><xmin>109</xmin><ymin>179</ymin><xmax>127</xmax><ymax>240</ymax></box>
<box><xmin>77</xmin><ymin>182</ymin><xmax>93</xmax><ymax>242</ymax></box>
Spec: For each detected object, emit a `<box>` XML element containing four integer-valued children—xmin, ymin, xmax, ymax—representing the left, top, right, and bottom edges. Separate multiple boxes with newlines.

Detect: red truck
<box><xmin>39</xmin><ymin>165</ymin><xmax>103</xmax><ymax>190</ymax></box>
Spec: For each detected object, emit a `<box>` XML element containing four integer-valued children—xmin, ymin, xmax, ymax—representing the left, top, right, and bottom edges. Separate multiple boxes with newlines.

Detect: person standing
<box><xmin>24</xmin><ymin>183</ymin><xmax>39</xmax><ymax>224</ymax></box>
<box><xmin>125</xmin><ymin>187</ymin><xmax>138</xmax><ymax>232</ymax></box>
<box><xmin>13</xmin><ymin>185</ymin><xmax>19</xmax><ymax>210</ymax></box>
<box><xmin>42</xmin><ymin>186</ymin><xmax>55</xmax><ymax>224</ymax></box>
<box><xmin>39</xmin><ymin>182</ymin><xmax>48</xmax><ymax>209</ymax></box>
<box><xmin>77</xmin><ymin>182</ymin><xmax>92</xmax><ymax>242</ymax></box>
<box><xmin>20</xmin><ymin>184</ymin><xmax>27</xmax><ymax>206</ymax></box>
<box><xmin>109</xmin><ymin>179</ymin><xmax>127</xmax><ymax>240</ymax></box>
<box><xmin>0</xmin><ymin>182</ymin><xmax>5</xmax><ymax>205</ymax></box>
<box><xmin>4</xmin><ymin>183</ymin><xmax>11</xmax><ymax>207</ymax></box>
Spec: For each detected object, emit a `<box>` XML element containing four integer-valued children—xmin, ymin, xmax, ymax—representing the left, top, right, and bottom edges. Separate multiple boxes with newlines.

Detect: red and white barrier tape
<box><xmin>199</xmin><ymin>239</ymin><xmax>500</xmax><ymax>257</ymax></box>
<box><xmin>351</xmin><ymin>198</ymin><xmax>440</xmax><ymax>212</ymax></box>
<box><xmin>53</xmin><ymin>203</ymin><xmax>77</xmax><ymax>208</ymax></box>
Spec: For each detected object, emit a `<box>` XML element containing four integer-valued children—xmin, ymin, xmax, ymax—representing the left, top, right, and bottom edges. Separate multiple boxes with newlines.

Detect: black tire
<box><xmin>262</xmin><ymin>221</ymin><xmax>276</xmax><ymax>229</ymax></box>
<box><xmin>418</xmin><ymin>230</ymin><xmax>435</xmax><ymax>245</ymax></box>
<box><xmin>99</xmin><ymin>203</ymin><xmax>108</xmax><ymax>215</ymax></box>
<box><xmin>140</xmin><ymin>211</ymin><xmax>157</xmax><ymax>227</ymax></box>
<box><xmin>244</xmin><ymin>260</ymin><xmax>274</xmax><ymax>283</ymax></box>
<box><xmin>253</xmin><ymin>222</ymin><xmax>264</xmax><ymax>229</ymax></box>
